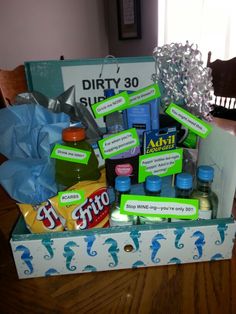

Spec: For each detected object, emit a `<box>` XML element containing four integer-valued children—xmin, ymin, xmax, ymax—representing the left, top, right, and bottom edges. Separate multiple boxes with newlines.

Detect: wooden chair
<box><xmin>0</xmin><ymin>65</ymin><xmax>28</xmax><ymax>108</ymax></box>
<box><xmin>207</xmin><ymin>51</ymin><xmax>236</xmax><ymax>109</ymax></box>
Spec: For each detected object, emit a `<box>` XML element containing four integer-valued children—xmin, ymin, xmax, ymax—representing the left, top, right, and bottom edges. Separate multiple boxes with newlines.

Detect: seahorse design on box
<box><xmin>42</xmin><ymin>238</ymin><xmax>54</xmax><ymax>260</ymax></box>
<box><xmin>45</xmin><ymin>268</ymin><xmax>60</xmax><ymax>276</ymax></box>
<box><xmin>191</xmin><ymin>231</ymin><xmax>205</xmax><ymax>260</ymax></box>
<box><xmin>129</xmin><ymin>229</ymin><xmax>141</xmax><ymax>252</ymax></box>
<box><xmin>168</xmin><ymin>257</ymin><xmax>181</xmax><ymax>264</ymax></box>
<box><xmin>150</xmin><ymin>233</ymin><xmax>166</xmax><ymax>264</ymax></box>
<box><xmin>84</xmin><ymin>235</ymin><xmax>97</xmax><ymax>256</ymax></box>
<box><xmin>174</xmin><ymin>227</ymin><xmax>185</xmax><ymax>249</ymax></box>
<box><xmin>83</xmin><ymin>265</ymin><xmax>97</xmax><ymax>272</ymax></box>
<box><xmin>132</xmin><ymin>260</ymin><xmax>146</xmax><ymax>269</ymax></box>
<box><xmin>63</xmin><ymin>241</ymin><xmax>79</xmax><ymax>271</ymax></box>
<box><xmin>211</xmin><ymin>253</ymin><xmax>224</xmax><ymax>261</ymax></box>
<box><xmin>215</xmin><ymin>224</ymin><xmax>228</xmax><ymax>245</ymax></box>
<box><xmin>15</xmin><ymin>245</ymin><xmax>33</xmax><ymax>275</ymax></box>
<box><xmin>103</xmin><ymin>238</ymin><xmax>119</xmax><ymax>267</ymax></box>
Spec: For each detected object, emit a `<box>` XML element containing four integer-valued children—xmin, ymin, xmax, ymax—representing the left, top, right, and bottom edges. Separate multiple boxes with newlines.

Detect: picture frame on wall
<box><xmin>117</xmin><ymin>0</ymin><xmax>141</xmax><ymax>40</ymax></box>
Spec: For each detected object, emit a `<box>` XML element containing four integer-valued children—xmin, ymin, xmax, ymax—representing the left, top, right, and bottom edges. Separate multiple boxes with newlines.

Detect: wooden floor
<box><xmin>0</xmin><ymin>185</ymin><xmax>235</xmax><ymax>314</ymax></box>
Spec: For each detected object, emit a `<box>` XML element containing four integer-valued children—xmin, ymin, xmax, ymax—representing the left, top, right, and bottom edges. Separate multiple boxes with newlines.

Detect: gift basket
<box><xmin>1</xmin><ymin>42</ymin><xmax>235</xmax><ymax>279</ymax></box>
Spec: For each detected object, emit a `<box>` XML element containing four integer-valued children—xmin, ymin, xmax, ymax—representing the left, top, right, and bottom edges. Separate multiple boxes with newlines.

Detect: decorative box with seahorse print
<box><xmin>10</xmin><ymin>216</ymin><xmax>236</xmax><ymax>279</ymax></box>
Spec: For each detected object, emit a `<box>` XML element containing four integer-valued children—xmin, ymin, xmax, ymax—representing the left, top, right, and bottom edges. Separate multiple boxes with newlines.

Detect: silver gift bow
<box><xmin>152</xmin><ymin>41</ymin><xmax>213</xmax><ymax>120</ymax></box>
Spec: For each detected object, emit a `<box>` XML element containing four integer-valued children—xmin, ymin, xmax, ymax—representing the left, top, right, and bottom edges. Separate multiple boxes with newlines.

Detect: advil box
<box><xmin>143</xmin><ymin>127</ymin><xmax>177</xmax><ymax>154</ymax></box>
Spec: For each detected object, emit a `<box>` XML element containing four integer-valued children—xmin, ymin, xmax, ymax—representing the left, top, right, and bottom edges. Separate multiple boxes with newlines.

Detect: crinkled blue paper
<box><xmin>0</xmin><ymin>104</ymin><xmax>70</xmax><ymax>204</ymax></box>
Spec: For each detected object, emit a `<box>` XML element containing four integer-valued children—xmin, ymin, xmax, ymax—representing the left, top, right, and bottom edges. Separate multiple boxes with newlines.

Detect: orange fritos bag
<box><xmin>18</xmin><ymin>169</ymin><xmax>110</xmax><ymax>233</ymax></box>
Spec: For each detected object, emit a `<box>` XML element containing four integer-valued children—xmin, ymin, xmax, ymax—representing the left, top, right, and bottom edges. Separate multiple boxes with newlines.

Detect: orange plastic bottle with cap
<box><xmin>55</xmin><ymin>127</ymin><xmax>101</xmax><ymax>190</ymax></box>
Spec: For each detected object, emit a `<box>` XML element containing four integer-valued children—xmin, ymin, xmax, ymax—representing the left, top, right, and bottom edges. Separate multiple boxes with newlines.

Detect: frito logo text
<box><xmin>36</xmin><ymin>202</ymin><xmax>62</xmax><ymax>229</ymax></box>
<box><xmin>72</xmin><ymin>188</ymin><xmax>110</xmax><ymax>229</ymax></box>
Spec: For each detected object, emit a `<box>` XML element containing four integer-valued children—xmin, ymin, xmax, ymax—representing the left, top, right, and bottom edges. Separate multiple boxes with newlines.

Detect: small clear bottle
<box><xmin>109</xmin><ymin>176</ymin><xmax>136</xmax><ymax>227</ymax></box>
<box><xmin>172</xmin><ymin>173</ymin><xmax>193</xmax><ymax>222</ymax></box>
<box><xmin>192</xmin><ymin>165</ymin><xmax>218</xmax><ymax>219</ymax></box>
<box><xmin>104</xmin><ymin>89</ymin><xmax>124</xmax><ymax>134</ymax></box>
<box><xmin>139</xmin><ymin>175</ymin><xmax>167</xmax><ymax>224</ymax></box>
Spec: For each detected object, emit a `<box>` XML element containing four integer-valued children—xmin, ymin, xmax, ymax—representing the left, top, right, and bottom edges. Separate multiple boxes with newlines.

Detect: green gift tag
<box><xmin>166</xmin><ymin>103</ymin><xmax>212</xmax><ymax>138</ymax></box>
<box><xmin>120</xmin><ymin>194</ymin><xmax>199</xmax><ymax>220</ymax></box>
<box><xmin>58</xmin><ymin>190</ymin><xmax>85</xmax><ymax>206</ymax></box>
<box><xmin>98</xmin><ymin>128</ymin><xmax>139</xmax><ymax>159</ymax></box>
<box><xmin>91</xmin><ymin>84</ymin><xmax>161</xmax><ymax>119</ymax></box>
<box><xmin>51</xmin><ymin>144</ymin><xmax>91</xmax><ymax>164</ymax></box>
<box><xmin>128</xmin><ymin>83</ymin><xmax>161</xmax><ymax>107</ymax></box>
<box><xmin>91</xmin><ymin>91</ymin><xmax>129</xmax><ymax>118</ymax></box>
<box><xmin>138</xmin><ymin>148</ymin><xmax>183</xmax><ymax>182</ymax></box>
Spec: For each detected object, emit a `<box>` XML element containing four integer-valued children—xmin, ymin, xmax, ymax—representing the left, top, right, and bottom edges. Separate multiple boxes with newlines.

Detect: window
<box><xmin>158</xmin><ymin>0</ymin><xmax>236</xmax><ymax>63</ymax></box>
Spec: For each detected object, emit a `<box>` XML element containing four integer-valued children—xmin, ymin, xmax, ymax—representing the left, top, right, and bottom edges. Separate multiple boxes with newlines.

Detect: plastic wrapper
<box><xmin>15</xmin><ymin>85</ymin><xmax>103</xmax><ymax>140</ymax></box>
<box><xmin>182</xmin><ymin>147</ymin><xmax>199</xmax><ymax>178</ymax></box>
<box><xmin>17</xmin><ymin>201</ymin><xmax>65</xmax><ymax>233</ymax></box>
<box><xmin>18</xmin><ymin>169</ymin><xmax>110</xmax><ymax>233</ymax></box>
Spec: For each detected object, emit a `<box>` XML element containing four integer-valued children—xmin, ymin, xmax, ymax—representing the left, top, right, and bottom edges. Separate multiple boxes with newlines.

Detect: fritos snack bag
<box><xmin>18</xmin><ymin>201</ymin><xmax>65</xmax><ymax>233</ymax></box>
<box><xmin>55</xmin><ymin>169</ymin><xmax>110</xmax><ymax>230</ymax></box>
<box><xmin>18</xmin><ymin>169</ymin><xmax>110</xmax><ymax>233</ymax></box>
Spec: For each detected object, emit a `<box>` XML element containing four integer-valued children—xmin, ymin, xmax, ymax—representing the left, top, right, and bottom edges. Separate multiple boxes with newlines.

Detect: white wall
<box><xmin>0</xmin><ymin>0</ymin><xmax>109</xmax><ymax>69</ymax></box>
<box><xmin>105</xmin><ymin>0</ymin><xmax>158</xmax><ymax>57</ymax></box>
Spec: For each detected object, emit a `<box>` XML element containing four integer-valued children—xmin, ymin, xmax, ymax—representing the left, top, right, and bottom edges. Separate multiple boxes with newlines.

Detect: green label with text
<box><xmin>120</xmin><ymin>194</ymin><xmax>199</xmax><ymax>220</ymax></box>
<box><xmin>91</xmin><ymin>84</ymin><xmax>161</xmax><ymax>118</ymax></box>
<box><xmin>91</xmin><ymin>91</ymin><xmax>129</xmax><ymax>118</ymax></box>
<box><xmin>51</xmin><ymin>144</ymin><xmax>91</xmax><ymax>164</ymax></box>
<box><xmin>139</xmin><ymin>148</ymin><xmax>183</xmax><ymax>182</ymax></box>
<box><xmin>128</xmin><ymin>83</ymin><xmax>161</xmax><ymax>107</ymax></box>
<box><xmin>98</xmin><ymin>128</ymin><xmax>139</xmax><ymax>159</ymax></box>
<box><xmin>58</xmin><ymin>190</ymin><xmax>85</xmax><ymax>206</ymax></box>
<box><xmin>166</xmin><ymin>103</ymin><xmax>212</xmax><ymax>138</ymax></box>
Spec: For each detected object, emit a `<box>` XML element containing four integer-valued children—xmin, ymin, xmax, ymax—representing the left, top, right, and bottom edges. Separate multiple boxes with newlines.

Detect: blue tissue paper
<box><xmin>0</xmin><ymin>104</ymin><xmax>70</xmax><ymax>204</ymax></box>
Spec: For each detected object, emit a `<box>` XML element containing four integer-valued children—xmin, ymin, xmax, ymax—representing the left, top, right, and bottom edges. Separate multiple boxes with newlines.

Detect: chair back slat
<box><xmin>0</xmin><ymin>65</ymin><xmax>27</xmax><ymax>108</ymax></box>
<box><xmin>208</xmin><ymin>52</ymin><xmax>236</xmax><ymax>115</ymax></box>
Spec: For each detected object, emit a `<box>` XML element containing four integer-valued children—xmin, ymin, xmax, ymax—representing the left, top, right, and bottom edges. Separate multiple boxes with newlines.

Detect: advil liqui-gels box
<box><xmin>143</xmin><ymin>127</ymin><xmax>177</xmax><ymax>154</ymax></box>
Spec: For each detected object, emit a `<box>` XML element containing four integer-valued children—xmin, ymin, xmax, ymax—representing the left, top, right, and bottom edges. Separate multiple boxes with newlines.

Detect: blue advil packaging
<box><xmin>143</xmin><ymin>127</ymin><xmax>177</xmax><ymax>154</ymax></box>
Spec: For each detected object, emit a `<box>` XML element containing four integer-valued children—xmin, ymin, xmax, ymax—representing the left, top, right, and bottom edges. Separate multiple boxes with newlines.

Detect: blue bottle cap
<box><xmin>115</xmin><ymin>176</ymin><xmax>131</xmax><ymax>192</ymax></box>
<box><xmin>104</xmin><ymin>89</ymin><xmax>115</xmax><ymax>98</ymax></box>
<box><xmin>197</xmin><ymin>165</ymin><xmax>214</xmax><ymax>181</ymax></box>
<box><xmin>145</xmin><ymin>175</ymin><xmax>161</xmax><ymax>192</ymax></box>
<box><xmin>176</xmin><ymin>173</ymin><xmax>193</xmax><ymax>189</ymax></box>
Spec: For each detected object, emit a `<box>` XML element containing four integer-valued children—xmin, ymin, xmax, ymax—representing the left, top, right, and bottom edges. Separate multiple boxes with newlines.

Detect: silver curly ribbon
<box><xmin>152</xmin><ymin>41</ymin><xmax>213</xmax><ymax>120</ymax></box>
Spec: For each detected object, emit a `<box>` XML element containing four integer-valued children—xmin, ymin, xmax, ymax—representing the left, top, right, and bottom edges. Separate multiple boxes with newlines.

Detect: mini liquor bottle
<box><xmin>109</xmin><ymin>176</ymin><xmax>136</xmax><ymax>226</ymax></box>
<box><xmin>172</xmin><ymin>172</ymin><xmax>193</xmax><ymax>222</ymax></box>
<box><xmin>140</xmin><ymin>175</ymin><xmax>167</xmax><ymax>224</ymax></box>
<box><xmin>192</xmin><ymin>165</ymin><xmax>218</xmax><ymax>219</ymax></box>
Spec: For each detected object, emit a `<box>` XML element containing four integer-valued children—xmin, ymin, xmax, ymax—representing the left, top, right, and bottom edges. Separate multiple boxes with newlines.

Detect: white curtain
<box><xmin>158</xmin><ymin>0</ymin><xmax>236</xmax><ymax>64</ymax></box>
